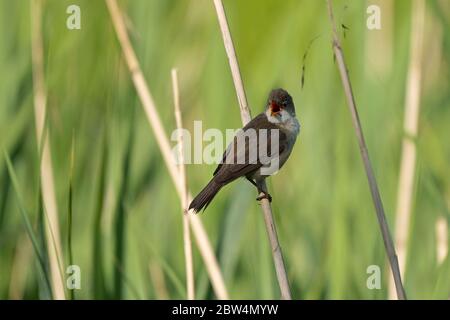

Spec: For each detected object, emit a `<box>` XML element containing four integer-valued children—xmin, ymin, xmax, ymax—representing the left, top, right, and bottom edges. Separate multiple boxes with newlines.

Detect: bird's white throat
<box><xmin>265</xmin><ymin>109</ymin><xmax>300</xmax><ymax>136</ymax></box>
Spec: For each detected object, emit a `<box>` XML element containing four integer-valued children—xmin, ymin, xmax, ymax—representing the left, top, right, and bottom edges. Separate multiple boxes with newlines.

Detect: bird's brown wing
<box><xmin>213</xmin><ymin>113</ymin><xmax>267</xmax><ymax>176</ymax></box>
<box><xmin>213</xmin><ymin>113</ymin><xmax>287</xmax><ymax>184</ymax></box>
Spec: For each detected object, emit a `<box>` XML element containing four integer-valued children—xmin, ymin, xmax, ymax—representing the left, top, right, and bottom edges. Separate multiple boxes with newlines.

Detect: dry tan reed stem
<box><xmin>30</xmin><ymin>0</ymin><xmax>66</xmax><ymax>300</ymax></box>
<box><xmin>172</xmin><ymin>68</ymin><xmax>195</xmax><ymax>300</ymax></box>
<box><xmin>389</xmin><ymin>0</ymin><xmax>425</xmax><ymax>300</ymax></box>
<box><xmin>436</xmin><ymin>217</ymin><xmax>448</xmax><ymax>265</ymax></box>
<box><xmin>326</xmin><ymin>0</ymin><xmax>406</xmax><ymax>300</ymax></box>
<box><xmin>213</xmin><ymin>0</ymin><xmax>292</xmax><ymax>300</ymax></box>
<box><xmin>105</xmin><ymin>0</ymin><xmax>228</xmax><ymax>299</ymax></box>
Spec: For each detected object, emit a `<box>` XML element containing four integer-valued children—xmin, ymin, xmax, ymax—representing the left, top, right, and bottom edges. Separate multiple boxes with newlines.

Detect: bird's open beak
<box><xmin>270</xmin><ymin>101</ymin><xmax>281</xmax><ymax>117</ymax></box>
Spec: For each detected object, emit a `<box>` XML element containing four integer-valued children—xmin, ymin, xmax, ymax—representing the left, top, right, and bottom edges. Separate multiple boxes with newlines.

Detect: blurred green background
<box><xmin>0</xmin><ymin>0</ymin><xmax>449</xmax><ymax>299</ymax></box>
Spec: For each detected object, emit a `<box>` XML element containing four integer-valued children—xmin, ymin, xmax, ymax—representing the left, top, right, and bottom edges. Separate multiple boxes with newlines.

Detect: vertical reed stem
<box><xmin>213</xmin><ymin>0</ymin><xmax>292</xmax><ymax>300</ymax></box>
<box><xmin>436</xmin><ymin>217</ymin><xmax>448</xmax><ymax>265</ymax></box>
<box><xmin>172</xmin><ymin>68</ymin><xmax>195</xmax><ymax>300</ymax></box>
<box><xmin>326</xmin><ymin>0</ymin><xmax>406</xmax><ymax>300</ymax></box>
<box><xmin>389</xmin><ymin>0</ymin><xmax>425</xmax><ymax>300</ymax></box>
<box><xmin>30</xmin><ymin>0</ymin><xmax>66</xmax><ymax>300</ymax></box>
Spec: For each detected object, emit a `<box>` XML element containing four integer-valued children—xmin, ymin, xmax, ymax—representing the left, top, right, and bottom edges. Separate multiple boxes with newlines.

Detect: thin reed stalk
<box><xmin>105</xmin><ymin>0</ymin><xmax>228</xmax><ymax>299</ymax></box>
<box><xmin>172</xmin><ymin>68</ymin><xmax>195</xmax><ymax>300</ymax></box>
<box><xmin>326</xmin><ymin>0</ymin><xmax>406</xmax><ymax>300</ymax></box>
<box><xmin>436</xmin><ymin>217</ymin><xmax>448</xmax><ymax>265</ymax></box>
<box><xmin>389</xmin><ymin>0</ymin><xmax>426</xmax><ymax>300</ymax></box>
<box><xmin>67</xmin><ymin>138</ymin><xmax>75</xmax><ymax>300</ymax></box>
<box><xmin>213</xmin><ymin>0</ymin><xmax>292</xmax><ymax>300</ymax></box>
<box><xmin>30</xmin><ymin>0</ymin><xmax>65</xmax><ymax>300</ymax></box>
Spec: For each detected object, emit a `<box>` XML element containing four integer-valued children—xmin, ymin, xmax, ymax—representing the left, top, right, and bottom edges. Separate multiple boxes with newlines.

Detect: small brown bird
<box><xmin>189</xmin><ymin>88</ymin><xmax>300</xmax><ymax>212</ymax></box>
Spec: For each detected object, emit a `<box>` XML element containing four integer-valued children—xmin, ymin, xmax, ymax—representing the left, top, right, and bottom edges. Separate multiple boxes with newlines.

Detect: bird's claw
<box><xmin>256</xmin><ymin>192</ymin><xmax>272</xmax><ymax>203</ymax></box>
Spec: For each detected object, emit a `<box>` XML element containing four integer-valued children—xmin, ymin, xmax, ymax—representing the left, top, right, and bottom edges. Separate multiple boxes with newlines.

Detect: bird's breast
<box><xmin>256</xmin><ymin>117</ymin><xmax>299</xmax><ymax>179</ymax></box>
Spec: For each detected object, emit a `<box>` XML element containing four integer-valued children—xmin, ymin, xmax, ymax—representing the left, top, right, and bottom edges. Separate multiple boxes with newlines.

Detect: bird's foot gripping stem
<box><xmin>256</xmin><ymin>192</ymin><xmax>272</xmax><ymax>203</ymax></box>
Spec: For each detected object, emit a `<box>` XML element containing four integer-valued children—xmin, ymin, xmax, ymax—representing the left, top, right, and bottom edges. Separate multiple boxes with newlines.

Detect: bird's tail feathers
<box><xmin>189</xmin><ymin>180</ymin><xmax>222</xmax><ymax>213</ymax></box>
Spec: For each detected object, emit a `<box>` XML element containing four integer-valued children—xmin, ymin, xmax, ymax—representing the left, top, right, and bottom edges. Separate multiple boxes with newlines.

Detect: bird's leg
<box><xmin>245</xmin><ymin>176</ymin><xmax>258</xmax><ymax>188</ymax></box>
<box><xmin>248</xmin><ymin>177</ymin><xmax>272</xmax><ymax>203</ymax></box>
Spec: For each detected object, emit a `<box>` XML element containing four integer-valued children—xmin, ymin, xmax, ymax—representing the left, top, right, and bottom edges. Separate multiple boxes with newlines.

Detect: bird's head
<box><xmin>266</xmin><ymin>88</ymin><xmax>296</xmax><ymax>123</ymax></box>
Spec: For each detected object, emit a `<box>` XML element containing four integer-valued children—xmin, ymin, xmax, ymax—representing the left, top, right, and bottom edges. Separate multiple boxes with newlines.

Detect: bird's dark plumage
<box><xmin>189</xmin><ymin>89</ymin><xmax>299</xmax><ymax>213</ymax></box>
